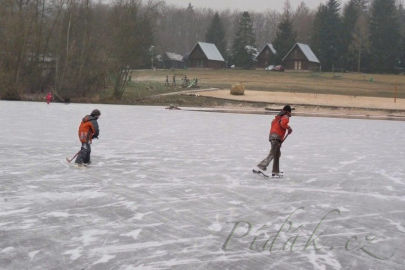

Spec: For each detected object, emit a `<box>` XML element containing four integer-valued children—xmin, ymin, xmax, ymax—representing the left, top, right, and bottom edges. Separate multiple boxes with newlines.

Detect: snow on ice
<box><xmin>0</xmin><ymin>101</ymin><xmax>404</xmax><ymax>269</ymax></box>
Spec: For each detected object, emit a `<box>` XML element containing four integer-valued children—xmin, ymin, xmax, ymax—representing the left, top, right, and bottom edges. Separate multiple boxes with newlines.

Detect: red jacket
<box><xmin>270</xmin><ymin>114</ymin><xmax>290</xmax><ymax>139</ymax></box>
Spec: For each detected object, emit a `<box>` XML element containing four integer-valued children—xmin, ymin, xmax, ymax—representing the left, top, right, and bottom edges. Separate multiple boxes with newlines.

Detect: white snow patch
<box><xmin>318</xmin><ymin>204</ymin><xmax>332</xmax><ymax>208</ymax></box>
<box><xmin>306</xmin><ymin>178</ymin><xmax>318</xmax><ymax>183</ymax></box>
<box><xmin>229</xmin><ymin>200</ymin><xmax>242</xmax><ymax>205</ymax></box>
<box><xmin>24</xmin><ymin>191</ymin><xmax>106</xmax><ymax>201</ymax></box>
<box><xmin>208</xmin><ymin>222</ymin><xmax>222</xmax><ymax>232</ymax></box>
<box><xmin>122</xmin><ymin>265</ymin><xmax>158</xmax><ymax>270</ymax></box>
<box><xmin>46</xmin><ymin>211</ymin><xmax>70</xmax><ymax>218</ymax></box>
<box><xmin>375</xmin><ymin>169</ymin><xmax>404</xmax><ymax>185</ymax></box>
<box><xmin>133</xmin><ymin>212</ymin><xmax>152</xmax><ymax>220</ymax></box>
<box><xmin>93</xmin><ymin>254</ymin><xmax>116</xmax><ymax>265</ymax></box>
<box><xmin>29</xmin><ymin>250</ymin><xmax>40</xmax><ymax>260</ymax></box>
<box><xmin>121</xmin><ymin>229</ymin><xmax>142</xmax><ymax>240</ymax></box>
<box><xmin>339</xmin><ymin>156</ymin><xmax>365</xmax><ymax>166</ymax></box>
<box><xmin>64</xmin><ymin>248</ymin><xmax>82</xmax><ymax>260</ymax></box>
<box><xmin>386</xmin><ymin>219</ymin><xmax>405</xmax><ymax>233</ymax></box>
<box><xmin>0</xmin><ymin>208</ymin><xmax>29</xmax><ymax>216</ymax></box>
<box><xmin>1</xmin><ymin>247</ymin><xmax>15</xmax><ymax>253</ymax></box>
<box><xmin>76</xmin><ymin>229</ymin><xmax>108</xmax><ymax>246</ymax></box>
<box><xmin>306</xmin><ymin>249</ymin><xmax>342</xmax><ymax>270</ymax></box>
<box><xmin>209</xmin><ymin>214</ymin><xmax>222</xmax><ymax>232</ymax></box>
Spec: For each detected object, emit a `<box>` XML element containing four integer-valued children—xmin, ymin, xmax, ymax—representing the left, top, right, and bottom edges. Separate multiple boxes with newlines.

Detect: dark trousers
<box><xmin>257</xmin><ymin>134</ymin><xmax>282</xmax><ymax>173</ymax></box>
<box><xmin>75</xmin><ymin>143</ymin><xmax>91</xmax><ymax>164</ymax></box>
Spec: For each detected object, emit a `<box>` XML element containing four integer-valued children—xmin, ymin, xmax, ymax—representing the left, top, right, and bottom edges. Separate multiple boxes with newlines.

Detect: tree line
<box><xmin>0</xmin><ymin>0</ymin><xmax>404</xmax><ymax>100</ymax></box>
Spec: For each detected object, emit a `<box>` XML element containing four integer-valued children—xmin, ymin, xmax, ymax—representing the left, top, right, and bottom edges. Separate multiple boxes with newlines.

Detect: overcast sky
<box><xmin>163</xmin><ymin>0</ymin><xmax>351</xmax><ymax>12</ymax></box>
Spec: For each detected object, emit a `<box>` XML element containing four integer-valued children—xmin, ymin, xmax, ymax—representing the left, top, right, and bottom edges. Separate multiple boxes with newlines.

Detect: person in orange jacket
<box><xmin>75</xmin><ymin>109</ymin><xmax>101</xmax><ymax>165</ymax></box>
<box><xmin>257</xmin><ymin>105</ymin><xmax>293</xmax><ymax>176</ymax></box>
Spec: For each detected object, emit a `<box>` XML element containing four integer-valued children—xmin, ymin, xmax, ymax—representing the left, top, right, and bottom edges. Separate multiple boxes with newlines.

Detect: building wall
<box><xmin>164</xmin><ymin>60</ymin><xmax>185</xmax><ymax>69</ymax></box>
<box><xmin>257</xmin><ymin>47</ymin><xmax>276</xmax><ymax>68</ymax></box>
<box><xmin>188</xmin><ymin>45</ymin><xmax>225</xmax><ymax>69</ymax></box>
<box><xmin>283</xmin><ymin>46</ymin><xmax>320</xmax><ymax>71</ymax></box>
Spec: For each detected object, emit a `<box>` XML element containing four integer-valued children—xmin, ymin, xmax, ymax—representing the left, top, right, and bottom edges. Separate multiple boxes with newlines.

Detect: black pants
<box><xmin>75</xmin><ymin>143</ymin><xmax>91</xmax><ymax>164</ymax></box>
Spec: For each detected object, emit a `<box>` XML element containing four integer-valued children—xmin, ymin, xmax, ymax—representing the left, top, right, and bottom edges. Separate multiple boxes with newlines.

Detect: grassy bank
<box><xmin>132</xmin><ymin>69</ymin><xmax>405</xmax><ymax>99</ymax></box>
<box><xmin>9</xmin><ymin>69</ymin><xmax>405</xmax><ymax>109</ymax></box>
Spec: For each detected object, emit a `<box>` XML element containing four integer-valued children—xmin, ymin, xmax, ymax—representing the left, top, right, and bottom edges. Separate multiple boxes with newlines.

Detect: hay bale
<box><xmin>230</xmin><ymin>83</ymin><xmax>245</xmax><ymax>95</ymax></box>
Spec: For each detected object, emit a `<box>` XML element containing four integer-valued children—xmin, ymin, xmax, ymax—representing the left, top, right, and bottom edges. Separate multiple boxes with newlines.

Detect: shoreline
<box><xmin>181</xmin><ymin>105</ymin><xmax>405</xmax><ymax>121</ymax></box>
<box><xmin>181</xmin><ymin>89</ymin><xmax>405</xmax><ymax>121</ymax></box>
<box><xmin>4</xmin><ymin>88</ymin><xmax>405</xmax><ymax>121</ymax></box>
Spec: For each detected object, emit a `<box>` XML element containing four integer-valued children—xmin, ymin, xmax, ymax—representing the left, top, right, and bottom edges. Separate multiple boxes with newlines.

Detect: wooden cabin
<box><xmin>256</xmin><ymin>43</ymin><xmax>277</xmax><ymax>68</ymax></box>
<box><xmin>282</xmin><ymin>43</ymin><xmax>320</xmax><ymax>71</ymax></box>
<box><xmin>187</xmin><ymin>42</ymin><xmax>225</xmax><ymax>69</ymax></box>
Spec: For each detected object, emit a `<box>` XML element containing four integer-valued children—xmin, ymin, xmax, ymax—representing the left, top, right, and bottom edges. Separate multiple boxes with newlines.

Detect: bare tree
<box><xmin>293</xmin><ymin>2</ymin><xmax>314</xmax><ymax>44</ymax></box>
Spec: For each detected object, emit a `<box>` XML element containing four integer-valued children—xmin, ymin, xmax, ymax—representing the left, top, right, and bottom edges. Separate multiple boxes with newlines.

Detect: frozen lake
<box><xmin>0</xmin><ymin>101</ymin><xmax>404</xmax><ymax>270</ymax></box>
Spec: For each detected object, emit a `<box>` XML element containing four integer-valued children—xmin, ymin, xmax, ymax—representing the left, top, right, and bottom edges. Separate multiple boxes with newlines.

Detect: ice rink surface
<box><xmin>0</xmin><ymin>101</ymin><xmax>404</xmax><ymax>269</ymax></box>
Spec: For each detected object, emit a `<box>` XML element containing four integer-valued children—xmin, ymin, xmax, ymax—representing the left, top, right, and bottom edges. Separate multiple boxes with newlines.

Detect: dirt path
<box><xmin>196</xmin><ymin>89</ymin><xmax>405</xmax><ymax>111</ymax></box>
<box><xmin>180</xmin><ymin>89</ymin><xmax>405</xmax><ymax>121</ymax></box>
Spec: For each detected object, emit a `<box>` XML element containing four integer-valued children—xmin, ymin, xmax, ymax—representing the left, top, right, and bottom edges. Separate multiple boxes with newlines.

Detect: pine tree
<box><xmin>231</xmin><ymin>11</ymin><xmax>256</xmax><ymax>69</ymax></box>
<box><xmin>311</xmin><ymin>5</ymin><xmax>329</xmax><ymax>71</ymax></box>
<box><xmin>342</xmin><ymin>0</ymin><xmax>362</xmax><ymax>71</ymax></box>
<box><xmin>273</xmin><ymin>4</ymin><xmax>296</xmax><ymax>64</ymax></box>
<box><xmin>369</xmin><ymin>0</ymin><xmax>400</xmax><ymax>73</ymax></box>
<box><xmin>310</xmin><ymin>0</ymin><xmax>343</xmax><ymax>71</ymax></box>
<box><xmin>398</xmin><ymin>3</ymin><xmax>405</xmax><ymax>69</ymax></box>
<box><xmin>205</xmin><ymin>13</ymin><xmax>227</xmax><ymax>57</ymax></box>
<box><xmin>352</xmin><ymin>0</ymin><xmax>369</xmax><ymax>11</ymax></box>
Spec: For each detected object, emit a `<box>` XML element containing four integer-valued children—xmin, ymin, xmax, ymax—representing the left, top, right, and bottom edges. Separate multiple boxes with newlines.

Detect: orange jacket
<box><xmin>78</xmin><ymin>115</ymin><xmax>99</xmax><ymax>143</ymax></box>
<box><xmin>270</xmin><ymin>114</ymin><xmax>290</xmax><ymax>139</ymax></box>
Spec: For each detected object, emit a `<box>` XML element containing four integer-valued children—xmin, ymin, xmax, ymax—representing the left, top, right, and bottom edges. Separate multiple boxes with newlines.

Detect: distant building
<box><xmin>187</xmin><ymin>42</ymin><xmax>225</xmax><ymax>69</ymax></box>
<box><xmin>256</xmin><ymin>43</ymin><xmax>277</xmax><ymax>68</ymax></box>
<box><xmin>163</xmin><ymin>52</ymin><xmax>185</xmax><ymax>69</ymax></box>
<box><xmin>282</xmin><ymin>43</ymin><xmax>320</xmax><ymax>71</ymax></box>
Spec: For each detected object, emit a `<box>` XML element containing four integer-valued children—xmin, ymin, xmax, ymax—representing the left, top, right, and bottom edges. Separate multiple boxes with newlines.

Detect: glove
<box><xmin>93</xmin><ymin>136</ymin><xmax>99</xmax><ymax>139</ymax></box>
<box><xmin>288</xmin><ymin>128</ymin><xmax>293</xmax><ymax>134</ymax></box>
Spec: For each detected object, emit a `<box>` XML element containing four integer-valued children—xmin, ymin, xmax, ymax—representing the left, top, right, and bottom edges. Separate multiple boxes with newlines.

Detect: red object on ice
<box><xmin>46</xmin><ymin>92</ymin><xmax>53</xmax><ymax>104</ymax></box>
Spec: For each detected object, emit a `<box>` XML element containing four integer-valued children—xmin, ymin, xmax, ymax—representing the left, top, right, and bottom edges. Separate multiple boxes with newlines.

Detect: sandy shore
<box><xmin>188</xmin><ymin>89</ymin><xmax>405</xmax><ymax>121</ymax></box>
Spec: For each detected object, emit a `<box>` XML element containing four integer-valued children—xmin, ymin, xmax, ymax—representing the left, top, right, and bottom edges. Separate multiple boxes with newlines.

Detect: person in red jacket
<box><xmin>75</xmin><ymin>109</ymin><xmax>101</xmax><ymax>165</ymax></box>
<box><xmin>257</xmin><ymin>105</ymin><xmax>293</xmax><ymax>176</ymax></box>
<box><xmin>45</xmin><ymin>92</ymin><xmax>53</xmax><ymax>104</ymax></box>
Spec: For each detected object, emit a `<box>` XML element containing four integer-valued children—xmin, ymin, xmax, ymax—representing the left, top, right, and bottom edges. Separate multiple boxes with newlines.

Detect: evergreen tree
<box><xmin>342</xmin><ymin>0</ymin><xmax>362</xmax><ymax>71</ymax></box>
<box><xmin>398</xmin><ymin>4</ymin><xmax>405</xmax><ymax>69</ymax></box>
<box><xmin>205</xmin><ymin>13</ymin><xmax>227</xmax><ymax>57</ymax></box>
<box><xmin>231</xmin><ymin>11</ymin><xmax>256</xmax><ymax>69</ymax></box>
<box><xmin>310</xmin><ymin>0</ymin><xmax>343</xmax><ymax>71</ymax></box>
<box><xmin>369</xmin><ymin>0</ymin><xmax>400</xmax><ymax>73</ymax></box>
<box><xmin>273</xmin><ymin>5</ymin><xmax>296</xmax><ymax>64</ymax></box>
<box><xmin>311</xmin><ymin>5</ymin><xmax>329</xmax><ymax>71</ymax></box>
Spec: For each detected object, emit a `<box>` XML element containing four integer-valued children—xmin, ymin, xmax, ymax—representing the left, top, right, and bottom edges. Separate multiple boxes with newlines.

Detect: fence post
<box><xmin>394</xmin><ymin>83</ymin><xmax>398</xmax><ymax>103</ymax></box>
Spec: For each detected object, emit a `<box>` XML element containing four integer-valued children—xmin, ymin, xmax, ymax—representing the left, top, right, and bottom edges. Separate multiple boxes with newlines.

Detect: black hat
<box><xmin>91</xmin><ymin>109</ymin><xmax>101</xmax><ymax>117</ymax></box>
<box><xmin>283</xmin><ymin>105</ymin><xmax>292</xmax><ymax>112</ymax></box>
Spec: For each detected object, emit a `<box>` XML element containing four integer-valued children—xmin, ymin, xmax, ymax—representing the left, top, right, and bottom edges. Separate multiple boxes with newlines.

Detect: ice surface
<box><xmin>0</xmin><ymin>101</ymin><xmax>404</xmax><ymax>269</ymax></box>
